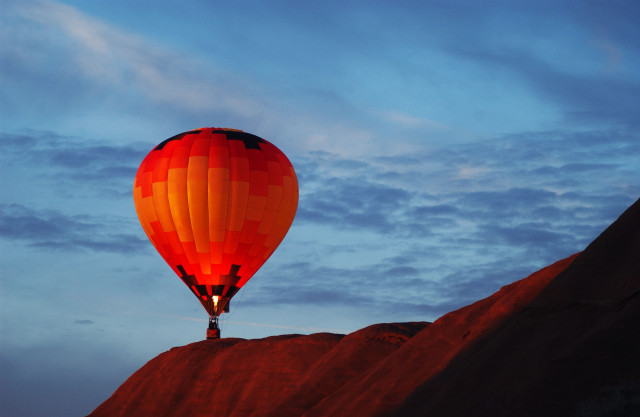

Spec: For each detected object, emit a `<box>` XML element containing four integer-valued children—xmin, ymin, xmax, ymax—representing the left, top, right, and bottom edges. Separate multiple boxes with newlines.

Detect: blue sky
<box><xmin>1</xmin><ymin>1</ymin><xmax>639</xmax><ymax>416</ymax></box>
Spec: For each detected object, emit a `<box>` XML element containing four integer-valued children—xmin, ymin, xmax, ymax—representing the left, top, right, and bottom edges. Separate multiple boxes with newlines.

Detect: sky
<box><xmin>1</xmin><ymin>0</ymin><xmax>639</xmax><ymax>416</ymax></box>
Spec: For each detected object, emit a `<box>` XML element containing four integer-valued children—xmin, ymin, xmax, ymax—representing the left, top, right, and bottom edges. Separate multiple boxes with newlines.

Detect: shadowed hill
<box><xmin>390</xmin><ymin>197</ymin><xmax>640</xmax><ymax>417</ymax></box>
<box><xmin>88</xmin><ymin>197</ymin><xmax>639</xmax><ymax>417</ymax></box>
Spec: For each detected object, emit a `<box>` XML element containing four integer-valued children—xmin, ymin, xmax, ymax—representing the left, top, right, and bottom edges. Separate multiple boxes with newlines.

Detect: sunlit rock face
<box><xmin>89</xmin><ymin>198</ymin><xmax>640</xmax><ymax>417</ymax></box>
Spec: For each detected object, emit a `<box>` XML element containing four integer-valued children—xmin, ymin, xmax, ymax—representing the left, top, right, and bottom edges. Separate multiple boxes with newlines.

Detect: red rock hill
<box><xmin>88</xmin><ymin>198</ymin><xmax>640</xmax><ymax>417</ymax></box>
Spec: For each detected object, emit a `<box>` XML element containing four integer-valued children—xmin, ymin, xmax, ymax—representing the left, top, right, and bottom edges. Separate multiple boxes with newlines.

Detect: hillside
<box><xmin>88</xmin><ymin>198</ymin><xmax>640</xmax><ymax>417</ymax></box>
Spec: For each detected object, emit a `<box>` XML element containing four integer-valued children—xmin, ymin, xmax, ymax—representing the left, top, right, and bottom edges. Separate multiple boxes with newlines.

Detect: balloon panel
<box><xmin>133</xmin><ymin>128</ymin><xmax>298</xmax><ymax>316</ymax></box>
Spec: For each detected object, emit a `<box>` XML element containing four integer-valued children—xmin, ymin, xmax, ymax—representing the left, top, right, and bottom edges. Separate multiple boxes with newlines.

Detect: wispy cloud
<box><xmin>1</xmin><ymin>1</ymin><xmax>390</xmax><ymax>155</ymax></box>
<box><xmin>269</xmin><ymin>126</ymin><xmax>640</xmax><ymax>318</ymax></box>
<box><xmin>245</xmin><ymin>250</ymin><xmax>547</xmax><ymax>321</ymax></box>
<box><xmin>0</xmin><ymin>203</ymin><xmax>147</xmax><ymax>254</ymax></box>
<box><xmin>295</xmin><ymin>128</ymin><xmax>638</xmax><ymax>239</ymax></box>
<box><xmin>447</xmin><ymin>32</ymin><xmax>640</xmax><ymax>129</ymax></box>
<box><xmin>6</xmin><ymin>0</ymin><xmax>260</xmax><ymax>117</ymax></box>
<box><xmin>297</xmin><ymin>176</ymin><xmax>412</xmax><ymax>233</ymax></box>
<box><xmin>0</xmin><ymin>130</ymin><xmax>146</xmax><ymax>198</ymax></box>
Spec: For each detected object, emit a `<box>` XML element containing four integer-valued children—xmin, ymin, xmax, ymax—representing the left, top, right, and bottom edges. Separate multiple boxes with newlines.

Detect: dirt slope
<box><xmin>88</xmin><ymin>198</ymin><xmax>639</xmax><ymax>417</ymax></box>
<box><xmin>390</xmin><ymin>197</ymin><xmax>640</xmax><ymax>417</ymax></box>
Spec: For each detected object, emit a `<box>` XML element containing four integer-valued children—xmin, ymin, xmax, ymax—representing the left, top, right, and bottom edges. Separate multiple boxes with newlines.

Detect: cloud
<box><xmin>248</xmin><ymin>259</ymin><xmax>432</xmax><ymax>315</ymax></box>
<box><xmin>0</xmin><ymin>204</ymin><xmax>147</xmax><ymax>254</ymax></box>
<box><xmin>266</xmin><ymin>125</ymin><xmax>639</xmax><ymax>320</ymax></box>
<box><xmin>296</xmin><ymin>161</ymin><xmax>413</xmax><ymax>233</ymax></box>
<box><xmin>571</xmin><ymin>1</ymin><xmax>640</xmax><ymax>54</ymax></box>
<box><xmin>447</xmin><ymin>35</ymin><xmax>640</xmax><ymax>129</ymax></box>
<box><xmin>0</xmin><ymin>130</ymin><xmax>146</xmax><ymax>198</ymax></box>
<box><xmin>2</xmin><ymin>0</ymin><xmax>268</xmax><ymax>135</ymax></box>
<box><xmin>293</xmin><ymin>127</ymin><xmax>639</xmax><ymax>240</ymax></box>
<box><xmin>408</xmin><ymin>204</ymin><xmax>459</xmax><ymax>217</ymax></box>
<box><xmin>245</xmin><ymin>246</ymin><xmax>553</xmax><ymax>322</ymax></box>
<box><xmin>1</xmin><ymin>1</ymin><xmax>388</xmax><ymax>156</ymax></box>
<box><xmin>479</xmin><ymin>222</ymin><xmax>572</xmax><ymax>250</ymax></box>
<box><xmin>453</xmin><ymin>188</ymin><xmax>558</xmax><ymax>219</ymax></box>
<box><xmin>0</xmin><ymin>129</ymin><xmax>145</xmax><ymax>169</ymax></box>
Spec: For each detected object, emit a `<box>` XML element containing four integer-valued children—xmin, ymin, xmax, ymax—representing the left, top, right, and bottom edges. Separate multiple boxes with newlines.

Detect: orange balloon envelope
<box><xmin>133</xmin><ymin>128</ymin><xmax>298</xmax><ymax>317</ymax></box>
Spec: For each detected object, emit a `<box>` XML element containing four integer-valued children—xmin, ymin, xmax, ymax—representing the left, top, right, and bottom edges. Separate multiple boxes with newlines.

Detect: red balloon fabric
<box><xmin>134</xmin><ymin>128</ymin><xmax>298</xmax><ymax>316</ymax></box>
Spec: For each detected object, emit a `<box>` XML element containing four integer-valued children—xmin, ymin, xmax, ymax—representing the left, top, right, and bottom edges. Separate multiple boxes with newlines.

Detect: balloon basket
<box><xmin>206</xmin><ymin>317</ymin><xmax>221</xmax><ymax>340</ymax></box>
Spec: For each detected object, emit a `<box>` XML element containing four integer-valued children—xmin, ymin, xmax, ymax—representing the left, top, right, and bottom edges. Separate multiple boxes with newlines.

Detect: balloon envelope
<box><xmin>133</xmin><ymin>128</ymin><xmax>298</xmax><ymax>316</ymax></box>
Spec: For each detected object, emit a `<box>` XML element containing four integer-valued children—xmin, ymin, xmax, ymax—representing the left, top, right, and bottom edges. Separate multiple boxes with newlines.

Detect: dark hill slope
<box><xmin>391</xmin><ymin>197</ymin><xmax>640</xmax><ymax>417</ymax></box>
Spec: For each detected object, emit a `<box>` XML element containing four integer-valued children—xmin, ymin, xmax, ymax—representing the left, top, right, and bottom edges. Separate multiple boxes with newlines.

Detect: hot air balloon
<box><xmin>133</xmin><ymin>128</ymin><xmax>298</xmax><ymax>339</ymax></box>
